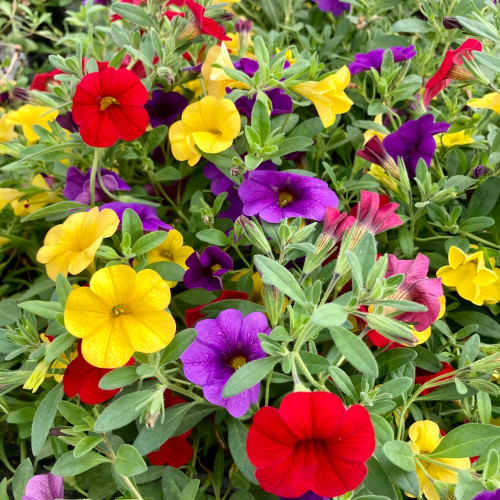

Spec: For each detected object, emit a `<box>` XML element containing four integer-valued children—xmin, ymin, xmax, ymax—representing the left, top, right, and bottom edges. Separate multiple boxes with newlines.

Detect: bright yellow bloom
<box><xmin>369</xmin><ymin>164</ymin><xmax>399</xmax><ymax>193</ymax></box>
<box><xmin>40</xmin><ymin>334</ymin><xmax>77</xmax><ymax>383</ymax></box>
<box><xmin>408</xmin><ymin>420</ymin><xmax>470</xmax><ymax>500</ymax></box>
<box><xmin>23</xmin><ymin>361</ymin><xmax>49</xmax><ymax>393</ymax></box>
<box><xmin>64</xmin><ymin>265</ymin><xmax>176</xmax><ymax>368</ymax></box>
<box><xmin>0</xmin><ymin>113</ymin><xmax>16</xmax><ymax>142</ymax></box>
<box><xmin>364</xmin><ymin>114</ymin><xmax>386</xmax><ymax>142</ymax></box>
<box><xmin>36</xmin><ymin>207</ymin><xmax>119</xmax><ymax>281</ymax></box>
<box><xmin>468</xmin><ymin>92</ymin><xmax>500</xmax><ymax>114</ymax></box>
<box><xmin>184</xmin><ymin>79</ymin><xmax>204</xmax><ymax>98</ymax></box>
<box><xmin>0</xmin><ymin>187</ymin><xmax>23</xmax><ymax>211</ymax></box>
<box><xmin>276</xmin><ymin>48</ymin><xmax>296</xmax><ymax>65</ymax></box>
<box><xmin>232</xmin><ymin>270</ymin><xmax>265</xmax><ymax>304</ymax></box>
<box><xmin>5</xmin><ymin>105</ymin><xmax>58</xmax><ymax>144</ymax></box>
<box><xmin>169</xmin><ymin>95</ymin><xmax>241</xmax><ymax>166</ymax></box>
<box><xmin>437</xmin><ymin>246</ymin><xmax>500</xmax><ymax>305</ymax></box>
<box><xmin>291</xmin><ymin>66</ymin><xmax>353</xmax><ymax>128</ymax></box>
<box><xmin>9</xmin><ymin>174</ymin><xmax>60</xmax><ymax>216</ymax></box>
<box><xmin>436</xmin><ymin>130</ymin><xmax>474</xmax><ymax>148</ymax></box>
<box><xmin>226</xmin><ymin>32</ymin><xmax>254</xmax><ymax>59</ymax></box>
<box><xmin>146</xmin><ymin>229</ymin><xmax>194</xmax><ymax>287</ymax></box>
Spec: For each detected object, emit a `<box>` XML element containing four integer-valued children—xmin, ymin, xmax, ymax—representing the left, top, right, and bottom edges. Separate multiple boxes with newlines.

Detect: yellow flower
<box><xmin>436</xmin><ymin>130</ymin><xmax>474</xmax><ymax>148</ymax></box>
<box><xmin>369</xmin><ymin>164</ymin><xmax>399</xmax><ymax>193</ymax></box>
<box><xmin>64</xmin><ymin>265</ymin><xmax>176</xmax><ymax>368</ymax></box>
<box><xmin>184</xmin><ymin>79</ymin><xmax>204</xmax><ymax>98</ymax></box>
<box><xmin>410</xmin><ymin>295</ymin><xmax>446</xmax><ymax>345</ymax></box>
<box><xmin>408</xmin><ymin>420</ymin><xmax>470</xmax><ymax>500</ymax></box>
<box><xmin>226</xmin><ymin>32</ymin><xmax>255</xmax><ymax>59</ymax></box>
<box><xmin>232</xmin><ymin>270</ymin><xmax>265</xmax><ymax>304</ymax></box>
<box><xmin>169</xmin><ymin>95</ymin><xmax>241</xmax><ymax>166</ymax></box>
<box><xmin>276</xmin><ymin>48</ymin><xmax>296</xmax><ymax>65</ymax></box>
<box><xmin>5</xmin><ymin>104</ymin><xmax>58</xmax><ymax>144</ymax></box>
<box><xmin>0</xmin><ymin>113</ymin><xmax>16</xmax><ymax>142</ymax></box>
<box><xmin>437</xmin><ymin>246</ymin><xmax>500</xmax><ymax>305</ymax></box>
<box><xmin>468</xmin><ymin>92</ymin><xmax>500</xmax><ymax>114</ymax></box>
<box><xmin>40</xmin><ymin>334</ymin><xmax>78</xmax><ymax>383</ymax></box>
<box><xmin>146</xmin><ymin>229</ymin><xmax>194</xmax><ymax>287</ymax></box>
<box><xmin>23</xmin><ymin>361</ymin><xmax>49</xmax><ymax>393</ymax></box>
<box><xmin>0</xmin><ymin>187</ymin><xmax>23</xmax><ymax>211</ymax></box>
<box><xmin>9</xmin><ymin>174</ymin><xmax>60</xmax><ymax>217</ymax></box>
<box><xmin>364</xmin><ymin>114</ymin><xmax>386</xmax><ymax>142</ymax></box>
<box><xmin>36</xmin><ymin>207</ymin><xmax>119</xmax><ymax>281</ymax></box>
<box><xmin>291</xmin><ymin>66</ymin><xmax>353</xmax><ymax>128</ymax></box>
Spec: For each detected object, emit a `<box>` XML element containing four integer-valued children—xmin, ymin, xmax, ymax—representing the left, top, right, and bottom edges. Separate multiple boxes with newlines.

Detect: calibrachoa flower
<box><xmin>144</xmin><ymin>90</ymin><xmax>188</xmax><ymax>128</ymax></box>
<box><xmin>437</xmin><ymin>130</ymin><xmax>474</xmax><ymax>147</ymax></box>
<box><xmin>36</xmin><ymin>207</ymin><xmax>119</xmax><ymax>281</ymax></box>
<box><xmin>313</xmin><ymin>0</ymin><xmax>350</xmax><ymax>15</ymax></box>
<box><xmin>179</xmin><ymin>0</ymin><xmax>231</xmax><ymax>42</ymax></box>
<box><xmin>0</xmin><ymin>113</ymin><xmax>17</xmax><ymax>142</ymax></box>
<box><xmin>317</xmin><ymin>207</ymin><xmax>356</xmax><ymax>251</ymax></box>
<box><xmin>72</xmin><ymin>67</ymin><xmax>149</xmax><ymax>147</ymax></box>
<box><xmin>247</xmin><ymin>391</ymin><xmax>375</xmax><ymax>497</ymax></box>
<box><xmin>22</xmin><ymin>472</ymin><xmax>64</xmax><ymax>500</ymax></box>
<box><xmin>100</xmin><ymin>202</ymin><xmax>172</xmax><ymax>232</ymax></box>
<box><xmin>414</xmin><ymin>362</ymin><xmax>454</xmax><ymax>395</ymax></box>
<box><xmin>30</xmin><ymin>68</ymin><xmax>62</xmax><ymax>92</ymax></box>
<box><xmin>349</xmin><ymin>46</ymin><xmax>416</xmax><ymax>75</ymax></box>
<box><xmin>292</xmin><ymin>66</ymin><xmax>353</xmax><ymax>128</ymax></box>
<box><xmin>238</xmin><ymin>171</ymin><xmax>338</xmax><ymax>223</ymax></box>
<box><xmin>357</xmin><ymin>136</ymin><xmax>400</xmax><ymax>180</ymax></box>
<box><xmin>180</xmin><ymin>309</ymin><xmax>270</xmax><ymax>417</ymax></box>
<box><xmin>169</xmin><ymin>95</ymin><xmax>241</xmax><ymax>166</ymax></box>
<box><xmin>472</xmin><ymin>491</ymin><xmax>500</xmax><ymax>500</ymax></box>
<box><xmin>281</xmin><ymin>493</ymin><xmax>328</xmax><ymax>500</ymax></box>
<box><xmin>5</xmin><ymin>104</ymin><xmax>58</xmax><ymax>144</ymax></box>
<box><xmin>65</xmin><ymin>265</ymin><xmax>176</xmax><ymax>368</ymax></box>
<box><xmin>184</xmin><ymin>246</ymin><xmax>233</xmax><ymax>291</ymax></box>
<box><xmin>468</xmin><ymin>92</ymin><xmax>500</xmax><ymax>114</ymax></box>
<box><xmin>408</xmin><ymin>421</ymin><xmax>470</xmax><ymax>500</ymax></box>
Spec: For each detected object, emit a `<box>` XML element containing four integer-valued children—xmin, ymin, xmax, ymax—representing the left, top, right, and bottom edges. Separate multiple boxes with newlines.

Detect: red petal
<box><xmin>148</xmin><ymin>436</ymin><xmax>193</xmax><ymax>467</ymax></box>
<box><xmin>106</xmin><ymin>104</ymin><xmax>149</xmax><ymax>142</ymax></box>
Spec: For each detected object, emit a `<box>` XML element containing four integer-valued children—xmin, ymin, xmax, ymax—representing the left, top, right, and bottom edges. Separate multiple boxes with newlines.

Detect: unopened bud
<box><xmin>442</xmin><ymin>17</ymin><xmax>463</xmax><ymax>30</ymax></box>
<box><xmin>472</xmin><ymin>165</ymin><xmax>489</xmax><ymax>179</ymax></box>
<box><xmin>235</xmin><ymin>216</ymin><xmax>272</xmax><ymax>254</ymax></box>
<box><xmin>23</xmin><ymin>362</ymin><xmax>48</xmax><ymax>393</ymax></box>
<box><xmin>262</xmin><ymin>284</ymin><xmax>284</xmax><ymax>328</ymax></box>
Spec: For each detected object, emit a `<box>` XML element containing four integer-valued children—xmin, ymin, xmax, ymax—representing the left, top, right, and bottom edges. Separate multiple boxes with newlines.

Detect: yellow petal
<box><xmin>409</xmin><ymin>420</ymin><xmax>441</xmax><ymax>453</ymax></box>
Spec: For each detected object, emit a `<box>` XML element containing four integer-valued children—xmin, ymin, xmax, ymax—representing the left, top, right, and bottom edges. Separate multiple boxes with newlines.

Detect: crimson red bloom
<box><xmin>63</xmin><ymin>343</ymin><xmax>134</xmax><ymax>404</ymax></box>
<box><xmin>247</xmin><ymin>392</ymin><xmax>375</xmax><ymax>498</ymax></box>
<box><xmin>72</xmin><ymin>67</ymin><xmax>149</xmax><ymax>147</ymax></box>
<box><xmin>415</xmin><ymin>362</ymin><xmax>454</xmax><ymax>395</ymax></box>
<box><xmin>423</xmin><ymin>38</ymin><xmax>482</xmax><ymax>106</ymax></box>
<box><xmin>30</xmin><ymin>69</ymin><xmax>63</xmax><ymax>92</ymax></box>
<box><xmin>183</xmin><ymin>0</ymin><xmax>230</xmax><ymax>41</ymax></box>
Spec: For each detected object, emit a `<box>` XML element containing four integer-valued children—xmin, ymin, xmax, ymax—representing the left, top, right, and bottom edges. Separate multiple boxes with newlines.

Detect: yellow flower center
<box><xmin>227</xmin><ymin>355</ymin><xmax>247</xmax><ymax>371</ymax></box>
<box><xmin>161</xmin><ymin>249</ymin><xmax>173</xmax><ymax>260</ymax></box>
<box><xmin>278</xmin><ymin>190</ymin><xmax>294</xmax><ymax>207</ymax></box>
<box><xmin>100</xmin><ymin>96</ymin><xmax>120</xmax><ymax>112</ymax></box>
<box><xmin>111</xmin><ymin>304</ymin><xmax>130</xmax><ymax>317</ymax></box>
<box><xmin>211</xmin><ymin>263</ymin><xmax>222</xmax><ymax>273</ymax></box>
<box><xmin>208</xmin><ymin>129</ymin><xmax>222</xmax><ymax>136</ymax></box>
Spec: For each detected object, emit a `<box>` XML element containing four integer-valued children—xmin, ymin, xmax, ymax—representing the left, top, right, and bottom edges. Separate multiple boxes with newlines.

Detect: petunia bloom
<box><xmin>72</xmin><ymin>67</ymin><xmax>149</xmax><ymax>147</ymax></box>
<box><xmin>144</xmin><ymin>90</ymin><xmax>188</xmax><ymax>128</ymax></box>
<box><xmin>472</xmin><ymin>490</ymin><xmax>500</xmax><ymax>500</ymax></box>
<box><xmin>100</xmin><ymin>202</ymin><xmax>172</xmax><ymax>232</ymax></box>
<box><xmin>349</xmin><ymin>46</ymin><xmax>416</xmax><ymax>75</ymax></box>
<box><xmin>180</xmin><ymin>309</ymin><xmax>270</xmax><ymax>417</ymax></box>
<box><xmin>414</xmin><ymin>362</ymin><xmax>454</xmax><ymax>395</ymax></box>
<box><xmin>468</xmin><ymin>92</ymin><xmax>500</xmax><ymax>114</ymax></box>
<box><xmin>36</xmin><ymin>207</ymin><xmax>119</xmax><ymax>281</ymax></box>
<box><xmin>437</xmin><ymin>130</ymin><xmax>474</xmax><ymax>148</ymax></box>
<box><xmin>247</xmin><ymin>391</ymin><xmax>375</xmax><ymax>498</ymax></box>
<box><xmin>238</xmin><ymin>170</ymin><xmax>338</xmax><ymax>223</ymax></box>
<box><xmin>22</xmin><ymin>472</ymin><xmax>64</xmax><ymax>500</ymax></box>
<box><xmin>313</xmin><ymin>0</ymin><xmax>350</xmax><ymax>15</ymax></box>
<box><xmin>317</xmin><ymin>207</ymin><xmax>356</xmax><ymax>252</ymax></box>
<box><xmin>184</xmin><ymin>246</ymin><xmax>233</xmax><ymax>291</ymax></box>
<box><xmin>0</xmin><ymin>113</ymin><xmax>17</xmax><ymax>142</ymax></box>
<box><xmin>357</xmin><ymin>136</ymin><xmax>400</xmax><ymax>180</ymax></box>
<box><xmin>179</xmin><ymin>0</ymin><xmax>231</xmax><ymax>42</ymax></box>
<box><xmin>30</xmin><ymin>69</ymin><xmax>63</xmax><ymax>92</ymax></box>
<box><xmin>65</xmin><ymin>265</ymin><xmax>176</xmax><ymax>368</ymax></box>
<box><xmin>5</xmin><ymin>104</ymin><xmax>58</xmax><ymax>144</ymax></box>
<box><xmin>292</xmin><ymin>66</ymin><xmax>353</xmax><ymax>128</ymax></box>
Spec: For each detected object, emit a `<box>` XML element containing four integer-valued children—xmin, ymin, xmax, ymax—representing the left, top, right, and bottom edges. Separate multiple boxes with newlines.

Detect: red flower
<box><xmin>424</xmin><ymin>38</ymin><xmax>482</xmax><ymax>106</ymax></box>
<box><xmin>63</xmin><ymin>343</ymin><xmax>134</xmax><ymax>404</ymax></box>
<box><xmin>246</xmin><ymin>392</ymin><xmax>375</xmax><ymax>498</ymax></box>
<box><xmin>185</xmin><ymin>290</ymin><xmax>248</xmax><ymax>327</ymax></box>
<box><xmin>415</xmin><ymin>362</ymin><xmax>454</xmax><ymax>395</ymax></box>
<box><xmin>30</xmin><ymin>69</ymin><xmax>63</xmax><ymax>92</ymax></box>
<box><xmin>72</xmin><ymin>67</ymin><xmax>149</xmax><ymax>147</ymax></box>
<box><xmin>147</xmin><ymin>390</ymin><xmax>193</xmax><ymax>468</ymax></box>
<box><xmin>183</xmin><ymin>0</ymin><xmax>230</xmax><ymax>41</ymax></box>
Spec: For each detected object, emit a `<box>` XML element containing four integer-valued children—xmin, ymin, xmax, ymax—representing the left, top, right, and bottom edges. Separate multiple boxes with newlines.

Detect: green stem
<box><xmin>294</xmin><ymin>353</ymin><xmax>325</xmax><ymax>390</ymax></box>
<box><xmin>264</xmin><ymin>368</ymin><xmax>273</xmax><ymax>406</ymax></box>
<box><xmin>463</xmin><ymin>232</ymin><xmax>500</xmax><ymax>250</ymax></box>
<box><xmin>417</xmin><ymin>454</ymin><xmax>467</xmax><ymax>472</ymax></box>
<box><xmin>89</xmin><ymin>148</ymin><xmax>102</xmax><ymax>207</ymax></box>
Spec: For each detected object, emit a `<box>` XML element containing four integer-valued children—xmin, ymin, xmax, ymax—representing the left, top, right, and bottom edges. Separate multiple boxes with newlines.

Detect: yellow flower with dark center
<box><xmin>436</xmin><ymin>130</ymin><xmax>474</xmax><ymax>148</ymax></box>
<box><xmin>468</xmin><ymin>92</ymin><xmax>500</xmax><ymax>114</ymax></box>
<box><xmin>5</xmin><ymin>104</ymin><xmax>58</xmax><ymax>144</ymax></box>
<box><xmin>64</xmin><ymin>265</ymin><xmax>176</xmax><ymax>368</ymax></box>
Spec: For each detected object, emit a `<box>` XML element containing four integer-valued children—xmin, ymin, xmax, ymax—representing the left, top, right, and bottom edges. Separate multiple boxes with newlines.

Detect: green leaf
<box><xmin>391</xmin><ymin>19</ymin><xmax>433</xmax><ymax>33</ymax></box>
<box><xmin>159</xmin><ymin>328</ymin><xmax>197</xmax><ymax>366</ymax></box>
<box><xmin>196</xmin><ymin>229</ymin><xmax>230</xmax><ymax>246</ymax></box>
<box><xmin>378</xmin><ymin>377</ymin><xmax>413</xmax><ymax>398</ymax></box>
<box><xmin>132</xmin><ymin>231</ymin><xmax>168</xmax><ymax>256</ymax></box>
<box><xmin>52</xmin><ymin>450</ymin><xmax>109</xmax><ymax>476</ymax></box>
<box><xmin>114</xmin><ymin>444</ymin><xmax>147</xmax><ymax>476</ymax></box>
<box><xmin>12</xmin><ymin>458</ymin><xmax>33</xmax><ymax>500</ymax></box>
<box><xmin>20</xmin><ymin>201</ymin><xmax>87</xmax><ymax>222</ymax></box>
<box><xmin>98</xmin><ymin>366</ymin><xmax>139</xmax><ymax>390</ymax></box>
<box><xmin>18</xmin><ymin>301</ymin><xmax>63</xmax><ymax>319</ymax></box>
<box><xmin>155</xmin><ymin>166</ymin><xmax>181</xmax><ymax>182</ymax></box>
<box><xmin>460</xmin><ymin>217</ymin><xmax>494</xmax><ymax>232</ymax></box>
<box><xmin>55</xmin><ymin>274</ymin><xmax>72</xmax><ymax>309</ymax></box>
<box><xmin>276</xmin><ymin>137</ymin><xmax>313</xmax><ymax>156</ymax></box>
<box><xmin>365</xmin><ymin>314</ymin><xmax>416</xmax><ymax>345</ymax></box>
<box><xmin>328</xmin><ymin>366</ymin><xmax>357</xmax><ymax>401</ymax></box>
<box><xmin>312</xmin><ymin>303</ymin><xmax>348</xmax><ymax>327</ymax></box>
<box><xmin>450</xmin><ymin>310</ymin><xmax>500</xmax><ymax>339</ymax></box>
<box><xmin>147</xmin><ymin>261</ymin><xmax>185</xmax><ymax>283</ymax></box>
<box><xmin>251</xmin><ymin>100</ymin><xmax>270</xmax><ymax>143</ymax></box>
<box><xmin>45</xmin><ymin>332</ymin><xmax>76</xmax><ymax>364</ymax></box>
<box><xmin>383</xmin><ymin>441</ymin><xmax>416</xmax><ymax>472</ymax></box>
<box><xmin>110</xmin><ymin>2</ymin><xmax>154</xmax><ymax>27</ymax></box>
<box><xmin>58</xmin><ymin>401</ymin><xmax>89</xmax><ymax>426</ymax></box>
<box><xmin>162</xmin><ymin>467</ymin><xmax>200</xmax><ymax>500</ymax></box>
<box><xmin>455</xmin><ymin>16</ymin><xmax>500</xmax><ymax>42</ymax></box>
<box><xmin>298</xmin><ymin>351</ymin><xmax>331</xmax><ymax>374</ymax></box>
<box><xmin>468</xmin><ymin>177</ymin><xmax>500</xmax><ymax>217</ymax></box>
<box><xmin>122</xmin><ymin>208</ymin><xmax>143</xmax><ymax>243</ymax></box>
<box><xmin>0</xmin><ymin>299</ymin><xmax>22</xmax><ymax>326</ymax></box>
<box><xmin>73</xmin><ymin>436</ymin><xmax>104</xmax><ymax>458</ymax></box>
<box><xmin>228</xmin><ymin>419</ymin><xmax>257</xmax><ymax>484</ymax></box>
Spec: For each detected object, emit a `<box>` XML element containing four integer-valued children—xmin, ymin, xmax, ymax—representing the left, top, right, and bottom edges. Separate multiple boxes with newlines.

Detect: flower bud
<box><xmin>472</xmin><ymin>165</ymin><xmax>490</xmax><ymax>178</ymax></box>
<box><xmin>442</xmin><ymin>17</ymin><xmax>463</xmax><ymax>30</ymax></box>
<box><xmin>262</xmin><ymin>284</ymin><xmax>284</xmax><ymax>327</ymax></box>
<box><xmin>235</xmin><ymin>216</ymin><xmax>272</xmax><ymax>254</ymax></box>
<box><xmin>23</xmin><ymin>362</ymin><xmax>48</xmax><ymax>393</ymax></box>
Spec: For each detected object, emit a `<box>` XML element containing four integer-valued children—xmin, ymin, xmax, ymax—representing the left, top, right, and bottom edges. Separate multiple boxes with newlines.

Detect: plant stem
<box><xmin>89</xmin><ymin>148</ymin><xmax>102</xmax><ymax>206</ymax></box>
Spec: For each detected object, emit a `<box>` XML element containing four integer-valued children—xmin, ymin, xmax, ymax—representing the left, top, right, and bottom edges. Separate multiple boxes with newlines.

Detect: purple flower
<box><xmin>314</xmin><ymin>0</ymin><xmax>350</xmax><ymax>15</ymax></box>
<box><xmin>180</xmin><ymin>309</ymin><xmax>270</xmax><ymax>417</ymax></box>
<box><xmin>238</xmin><ymin>170</ymin><xmax>338</xmax><ymax>223</ymax></box>
<box><xmin>472</xmin><ymin>165</ymin><xmax>489</xmax><ymax>178</ymax></box>
<box><xmin>99</xmin><ymin>202</ymin><xmax>172</xmax><ymax>232</ymax></box>
<box><xmin>55</xmin><ymin>112</ymin><xmax>78</xmax><ymax>133</ymax></box>
<box><xmin>23</xmin><ymin>473</ymin><xmax>64</xmax><ymax>500</ymax></box>
<box><xmin>349</xmin><ymin>46</ymin><xmax>416</xmax><ymax>75</ymax></box>
<box><xmin>144</xmin><ymin>90</ymin><xmax>187</xmax><ymax>128</ymax></box>
<box><xmin>383</xmin><ymin>114</ymin><xmax>450</xmax><ymax>178</ymax></box>
<box><xmin>63</xmin><ymin>166</ymin><xmax>130</xmax><ymax>204</ymax></box>
<box><xmin>184</xmin><ymin>246</ymin><xmax>233</xmax><ymax>291</ymax></box>
<box><xmin>473</xmin><ymin>491</ymin><xmax>500</xmax><ymax>500</ymax></box>
<box><xmin>281</xmin><ymin>493</ymin><xmax>329</xmax><ymax>500</ymax></box>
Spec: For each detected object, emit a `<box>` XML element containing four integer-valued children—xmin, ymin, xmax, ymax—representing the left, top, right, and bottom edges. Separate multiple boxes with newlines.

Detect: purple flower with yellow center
<box><xmin>99</xmin><ymin>202</ymin><xmax>171</xmax><ymax>232</ymax></box>
<box><xmin>180</xmin><ymin>309</ymin><xmax>270</xmax><ymax>417</ymax></box>
<box><xmin>23</xmin><ymin>472</ymin><xmax>64</xmax><ymax>500</ymax></box>
<box><xmin>184</xmin><ymin>246</ymin><xmax>233</xmax><ymax>291</ymax></box>
<box><xmin>238</xmin><ymin>170</ymin><xmax>338</xmax><ymax>223</ymax></box>
<box><xmin>349</xmin><ymin>46</ymin><xmax>416</xmax><ymax>75</ymax></box>
<box><xmin>313</xmin><ymin>0</ymin><xmax>350</xmax><ymax>16</ymax></box>
<box><xmin>383</xmin><ymin>114</ymin><xmax>450</xmax><ymax>179</ymax></box>
<box><xmin>144</xmin><ymin>90</ymin><xmax>187</xmax><ymax>128</ymax></box>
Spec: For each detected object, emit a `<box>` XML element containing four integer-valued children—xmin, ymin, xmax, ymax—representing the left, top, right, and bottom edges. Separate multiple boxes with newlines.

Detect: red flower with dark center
<box><xmin>423</xmin><ymin>38</ymin><xmax>482</xmax><ymax>106</ymax></box>
<box><xmin>30</xmin><ymin>69</ymin><xmax>63</xmax><ymax>92</ymax></box>
<box><xmin>183</xmin><ymin>0</ymin><xmax>230</xmax><ymax>41</ymax></box>
<box><xmin>415</xmin><ymin>362</ymin><xmax>454</xmax><ymax>395</ymax></box>
<box><xmin>72</xmin><ymin>67</ymin><xmax>149</xmax><ymax>147</ymax></box>
<box><xmin>247</xmin><ymin>392</ymin><xmax>375</xmax><ymax>498</ymax></box>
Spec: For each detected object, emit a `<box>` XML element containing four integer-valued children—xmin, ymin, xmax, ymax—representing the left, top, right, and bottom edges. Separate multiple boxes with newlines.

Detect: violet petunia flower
<box><xmin>281</xmin><ymin>493</ymin><xmax>329</xmax><ymax>500</ymax></box>
<box><xmin>238</xmin><ymin>170</ymin><xmax>338</xmax><ymax>223</ymax></box>
<box><xmin>383</xmin><ymin>114</ymin><xmax>450</xmax><ymax>179</ymax></box>
<box><xmin>63</xmin><ymin>166</ymin><xmax>130</xmax><ymax>204</ymax></box>
<box><xmin>99</xmin><ymin>202</ymin><xmax>172</xmax><ymax>232</ymax></box>
<box><xmin>349</xmin><ymin>46</ymin><xmax>416</xmax><ymax>75</ymax></box>
<box><xmin>144</xmin><ymin>90</ymin><xmax>187</xmax><ymax>128</ymax></box>
<box><xmin>184</xmin><ymin>246</ymin><xmax>233</xmax><ymax>291</ymax></box>
<box><xmin>55</xmin><ymin>112</ymin><xmax>79</xmax><ymax>133</ymax></box>
<box><xmin>180</xmin><ymin>309</ymin><xmax>270</xmax><ymax>417</ymax></box>
<box><xmin>472</xmin><ymin>491</ymin><xmax>500</xmax><ymax>500</ymax></box>
<box><xmin>313</xmin><ymin>0</ymin><xmax>350</xmax><ymax>16</ymax></box>
<box><xmin>23</xmin><ymin>472</ymin><xmax>64</xmax><ymax>500</ymax></box>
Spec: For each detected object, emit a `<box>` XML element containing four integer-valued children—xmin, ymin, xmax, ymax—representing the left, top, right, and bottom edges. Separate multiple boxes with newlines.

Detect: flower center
<box><xmin>100</xmin><ymin>96</ymin><xmax>120</xmax><ymax>112</ymax></box>
<box><xmin>211</xmin><ymin>263</ymin><xmax>222</xmax><ymax>273</ymax></box>
<box><xmin>278</xmin><ymin>190</ymin><xmax>294</xmax><ymax>207</ymax></box>
<box><xmin>111</xmin><ymin>304</ymin><xmax>130</xmax><ymax>317</ymax></box>
<box><xmin>227</xmin><ymin>355</ymin><xmax>247</xmax><ymax>371</ymax></box>
<box><xmin>447</xmin><ymin>64</ymin><xmax>474</xmax><ymax>81</ymax></box>
<box><xmin>208</xmin><ymin>129</ymin><xmax>222</xmax><ymax>136</ymax></box>
<box><xmin>161</xmin><ymin>249</ymin><xmax>173</xmax><ymax>260</ymax></box>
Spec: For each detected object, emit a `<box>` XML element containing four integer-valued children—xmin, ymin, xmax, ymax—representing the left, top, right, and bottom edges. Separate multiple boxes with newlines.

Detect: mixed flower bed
<box><xmin>1</xmin><ymin>0</ymin><xmax>500</xmax><ymax>499</ymax></box>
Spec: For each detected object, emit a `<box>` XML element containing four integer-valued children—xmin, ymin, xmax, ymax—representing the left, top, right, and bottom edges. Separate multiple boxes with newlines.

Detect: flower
<box><xmin>357</xmin><ymin>136</ymin><xmax>400</xmax><ymax>180</ymax></box>
<box><xmin>313</xmin><ymin>0</ymin><xmax>350</xmax><ymax>15</ymax></box>
<box><xmin>184</xmin><ymin>246</ymin><xmax>233</xmax><ymax>291</ymax></box>
<box><xmin>72</xmin><ymin>67</ymin><xmax>149</xmax><ymax>147</ymax></box>
<box><xmin>408</xmin><ymin>420</ymin><xmax>470</xmax><ymax>500</ymax></box>
<box><xmin>318</xmin><ymin>207</ymin><xmax>356</xmax><ymax>251</ymax></box>
<box><xmin>383</xmin><ymin>114</ymin><xmax>450</xmax><ymax>178</ymax></box>
<box><xmin>5</xmin><ymin>105</ymin><xmax>58</xmax><ymax>144</ymax></box>
<box><xmin>99</xmin><ymin>202</ymin><xmax>172</xmax><ymax>232</ymax></box>
<box><xmin>436</xmin><ymin>246</ymin><xmax>500</xmax><ymax>305</ymax></box>
<box><xmin>363</xmin><ymin>114</ymin><xmax>387</xmax><ymax>142</ymax></box>
<box><xmin>56</xmin><ymin>112</ymin><xmax>79</xmax><ymax>133</ymax></box>
<box><xmin>22</xmin><ymin>472</ymin><xmax>64</xmax><ymax>500</ymax></box>
<box><xmin>247</xmin><ymin>391</ymin><xmax>375</xmax><ymax>497</ymax></box>
<box><xmin>179</xmin><ymin>0</ymin><xmax>231</xmax><ymax>42</ymax></box>
<box><xmin>63</xmin><ymin>166</ymin><xmax>130</xmax><ymax>204</ymax></box>
<box><xmin>468</xmin><ymin>92</ymin><xmax>500</xmax><ymax>114</ymax></box>
<box><xmin>424</xmin><ymin>38</ymin><xmax>482</xmax><ymax>106</ymax></box>
<box><xmin>144</xmin><ymin>90</ymin><xmax>188</xmax><ymax>128</ymax></box>
<box><xmin>473</xmin><ymin>165</ymin><xmax>490</xmax><ymax>178</ymax></box>
<box><xmin>281</xmin><ymin>493</ymin><xmax>329</xmax><ymax>500</ymax></box>
<box><xmin>180</xmin><ymin>309</ymin><xmax>270</xmax><ymax>416</ymax></box>
<box><xmin>414</xmin><ymin>362</ymin><xmax>454</xmax><ymax>395</ymax></box>
<box><xmin>472</xmin><ymin>490</ymin><xmax>500</xmax><ymax>500</ymax></box>
<box><xmin>65</xmin><ymin>265</ymin><xmax>176</xmax><ymax>368</ymax></box>
<box><xmin>0</xmin><ymin>113</ymin><xmax>16</xmax><ymax>142</ymax></box>
<box><xmin>169</xmin><ymin>95</ymin><xmax>241</xmax><ymax>166</ymax></box>
<box><xmin>349</xmin><ymin>46</ymin><xmax>416</xmax><ymax>75</ymax></box>
<box><xmin>36</xmin><ymin>207</ymin><xmax>119</xmax><ymax>281</ymax></box>
<box><xmin>30</xmin><ymin>69</ymin><xmax>62</xmax><ymax>92</ymax></box>
<box><xmin>63</xmin><ymin>342</ymin><xmax>134</xmax><ymax>404</ymax></box>
<box><xmin>437</xmin><ymin>130</ymin><xmax>474</xmax><ymax>147</ymax></box>
<box><xmin>238</xmin><ymin>171</ymin><xmax>338</xmax><ymax>223</ymax></box>
<box><xmin>292</xmin><ymin>66</ymin><xmax>353</xmax><ymax>128</ymax></box>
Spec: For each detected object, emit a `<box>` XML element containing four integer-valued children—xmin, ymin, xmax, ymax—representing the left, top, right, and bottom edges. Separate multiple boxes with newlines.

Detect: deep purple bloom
<box><xmin>349</xmin><ymin>46</ymin><xmax>416</xmax><ymax>75</ymax></box>
<box><xmin>56</xmin><ymin>112</ymin><xmax>78</xmax><ymax>133</ymax></box>
<box><xmin>23</xmin><ymin>473</ymin><xmax>64</xmax><ymax>500</ymax></box>
<box><xmin>472</xmin><ymin>491</ymin><xmax>500</xmax><ymax>500</ymax></box>
<box><xmin>184</xmin><ymin>246</ymin><xmax>233</xmax><ymax>291</ymax></box>
<box><xmin>313</xmin><ymin>0</ymin><xmax>350</xmax><ymax>15</ymax></box>
<box><xmin>238</xmin><ymin>171</ymin><xmax>338</xmax><ymax>223</ymax></box>
<box><xmin>383</xmin><ymin>114</ymin><xmax>450</xmax><ymax>178</ymax></box>
<box><xmin>180</xmin><ymin>309</ymin><xmax>270</xmax><ymax>417</ymax></box>
<box><xmin>63</xmin><ymin>166</ymin><xmax>130</xmax><ymax>204</ymax></box>
<box><xmin>144</xmin><ymin>90</ymin><xmax>187</xmax><ymax>128</ymax></box>
<box><xmin>281</xmin><ymin>493</ymin><xmax>329</xmax><ymax>500</ymax></box>
<box><xmin>472</xmin><ymin>165</ymin><xmax>489</xmax><ymax>178</ymax></box>
<box><xmin>99</xmin><ymin>202</ymin><xmax>172</xmax><ymax>232</ymax></box>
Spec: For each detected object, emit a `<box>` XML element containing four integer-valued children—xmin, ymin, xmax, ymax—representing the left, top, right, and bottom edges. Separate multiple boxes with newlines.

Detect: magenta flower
<box><xmin>184</xmin><ymin>246</ymin><xmax>233</xmax><ymax>291</ymax></box>
<box><xmin>23</xmin><ymin>473</ymin><xmax>64</xmax><ymax>500</ymax></box>
<box><xmin>322</xmin><ymin>207</ymin><xmax>356</xmax><ymax>243</ymax></box>
<box><xmin>472</xmin><ymin>491</ymin><xmax>500</xmax><ymax>500</ymax></box>
<box><xmin>180</xmin><ymin>309</ymin><xmax>270</xmax><ymax>417</ymax></box>
<box><xmin>99</xmin><ymin>202</ymin><xmax>172</xmax><ymax>232</ymax></box>
<box><xmin>349</xmin><ymin>46</ymin><xmax>416</xmax><ymax>75</ymax></box>
<box><xmin>144</xmin><ymin>90</ymin><xmax>187</xmax><ymax>128</ymax></box>
<box><xmin>313</xmin><ymin>0</ymin><xmax>350</xmax><ymax>16</ymax></box>
<box><xmin>357</xmin><ymin>136</ymin><xmax>400</xmax><ymax>179</ymax></box>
